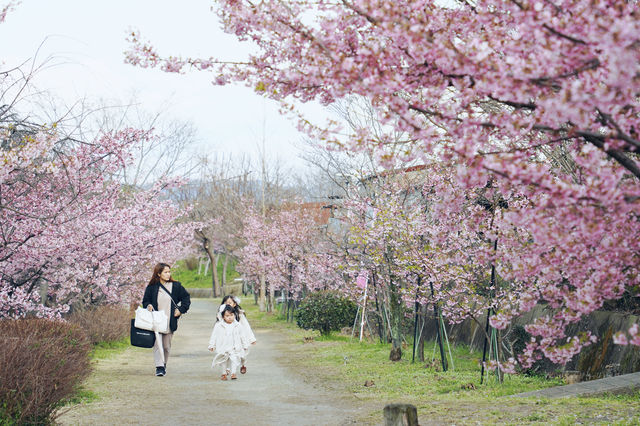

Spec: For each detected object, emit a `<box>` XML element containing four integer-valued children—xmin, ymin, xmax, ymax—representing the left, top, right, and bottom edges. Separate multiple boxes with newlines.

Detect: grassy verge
<box><xmin>61</xmin><ymin>388</ymin><xmax>99</xmax><ymax>406</ymax></box>
<box><xmin>244</xmin><ymin>302</ymin><xmax>640</xmax><ymax>425</ymax></box>
<box><xmin>60</xmin><ymin>338</ymin><xmax>130</xmax><ymax>408</ymax></box>
<box><xmin>90</xmin><ymin>337</ymin><xmax>130</xmax><ymax>360</ymax></box>
<box><xmin>172</xmin><ymin>259</ymin><xmax>240</xmax><ymax>289</ymax></box>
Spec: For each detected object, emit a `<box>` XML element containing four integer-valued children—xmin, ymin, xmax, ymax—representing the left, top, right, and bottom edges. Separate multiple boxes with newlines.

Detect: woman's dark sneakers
<box><xmin>155</xmin><ymin>366</ymin><xmax>166</xmax><ymax>376</ymax></box>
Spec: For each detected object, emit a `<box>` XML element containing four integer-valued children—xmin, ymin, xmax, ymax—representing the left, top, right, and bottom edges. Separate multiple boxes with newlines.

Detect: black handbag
<box><xmin>130</xmin><ymin>319</ymin><xmax>156</xmax><ymax>348</ymax></box>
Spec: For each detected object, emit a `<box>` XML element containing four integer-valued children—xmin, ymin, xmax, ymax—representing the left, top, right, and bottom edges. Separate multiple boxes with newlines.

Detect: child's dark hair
<box><xmin>221</xmin><ymin>295</ymin><xmax>243</xmax><ymax>317</ymax></box>
<box><xmin>220</xmin><ymin>304</ymin><xmax>238</xmax><ymax>321</ymax></box>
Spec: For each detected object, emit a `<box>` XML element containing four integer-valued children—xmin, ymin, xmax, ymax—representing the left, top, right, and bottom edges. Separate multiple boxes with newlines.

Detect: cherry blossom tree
<box><xmin>238</xmin><ymin>201</ymin><xmax>342</xmax><ymax>313</ymax></box>
<box><xmin>0</xmin><ymin>4</ymin><xmax>199</xmax><ymax>320</ymax></box>
<box><xmin>126</xmin><ymin>0</ymin><xmax>640</xmax><ymax>364</ymax></box>
<box><xmin>0</xmin><ymin>122</ymin><xmax>196</xmax><ymax>318</ymax></box>
<box><xmin>0</xmin><ymin>65</ymin><xmax>196</xmax><ymax>318</ymax></box>
<box><xmin>338</xmin><ymin>166</ymin><xmax>481</xmax><ymax>360</ymax></box>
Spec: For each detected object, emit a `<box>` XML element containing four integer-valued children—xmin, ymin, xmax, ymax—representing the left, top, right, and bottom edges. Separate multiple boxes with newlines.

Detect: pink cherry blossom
<box><xmin>126</xmin><ymin>0</ymin><xmax>640</xmax><ymax>365</ymax></box>
<box><xmin>1</xmin><ymin>126</ymin><xmax>197</xmax><ymax>318</ymax></box>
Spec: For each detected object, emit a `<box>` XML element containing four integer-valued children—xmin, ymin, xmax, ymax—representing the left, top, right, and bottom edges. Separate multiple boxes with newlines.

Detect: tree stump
<box><xmin>383</xmin><ymin>403</ymin><xmax>419</xmax><ymax>426</ymax></box>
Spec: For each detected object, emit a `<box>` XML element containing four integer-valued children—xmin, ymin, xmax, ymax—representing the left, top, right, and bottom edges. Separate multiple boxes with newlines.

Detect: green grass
<box><xmin>243</xmin><ymin>301</ymin><xmax>640</xmax><ymax>424</ymax></box>
<box><xmin>172</xmin><ymin>258</ymin><xmax>240</xmax><ymax>289</ymax></box>
<box><xmin>285</xmin><ymin>335</ymin><xmax>563</xmax><ymax>398</ymax></box>
<box><xmin>245</xmin><ymin>302</ymin><xmax>562</xmax><ymax>397</ymax></box>
<box><xmin>61</xmin><ymin>388</ymin><xmax>99</xmax><ymax>406</ymax></box>
<box><xmin>596</xmin><ymin>390</ymin><xmax>640</xmax><ymax>401</ymax></box>
<box><xmin>171</xmin><ymin>265</ymin><xmax>211</xmax><ymax>288</ymax></box>
<box><xmin>90</xmin><ymin>337</ymin><xmax>129</xmax><ymax>359</ymax></box>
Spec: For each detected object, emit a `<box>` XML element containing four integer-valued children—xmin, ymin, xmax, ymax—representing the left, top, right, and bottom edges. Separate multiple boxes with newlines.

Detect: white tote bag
<box><xmin>151</xmin><ymin>310</ymin><xmax>169</xmax><ymax>334</ymax></box>
<box><xmin>134</xmin><ymin>306</ymin><xmax>154</xmax><ymax>331</ymax></box>
<box><xmin>135</xmin><ymin>307</ymin><xmax>169</xmax><ymax>333</ymax></box>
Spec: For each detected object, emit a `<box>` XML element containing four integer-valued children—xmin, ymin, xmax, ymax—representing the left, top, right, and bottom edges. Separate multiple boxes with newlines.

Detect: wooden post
<box><xmin>288</xmin><ymin>263</ymin><xmax>294</xmax><ymax>322</ymax></box>
<box><xmin>383</xmin><ymin>404</ymin><xmax>418</xmax><ymax>426</ymax></box>
<box><xmin>372</xmin><ymin>272</ymin><xmax>385</xmax><ymax>343</ymax></box>
<box><xmin>430</xmin><ymin>281</ymin><xmax>447</xmax><ymax>372</ymax></box>
<box><xmin>359</xmin><ymin>277</ymin><xmax>368</xmax><ymax>342</ymax></box>
<box><xmin>351</xmin><ymin>304</ymin><xmax>361</xmax><ymax>340</ymax></box>
<box><xmin>203</xmin><ymin>257</ymin><xmax>211</xmax><ymax>276</ymax></box>
<box><xmin>412</xmin><ymin>276</ymin><xmax>421</xmax><ymax>363</ymax></box>
<box><xmin>480</xmin><ymin>307</ymin><xmax>492</xmax><ymax>384</ymax></box>
<box><xmin>417</xmin><ymin>304</ymin><xmax>427</xmax><ymax>362</ymax></box>
<box><xmin>480</xmin><ymin>238</ymin><xmax>498</xmax><ymax>384</ymax></box>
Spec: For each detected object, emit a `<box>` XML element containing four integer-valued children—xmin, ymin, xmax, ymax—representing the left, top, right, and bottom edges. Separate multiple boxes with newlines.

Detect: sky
<box><xmin>0</xmin><ymin>0</ymin><xmax>328</xmax><ymax>170</ymax></box>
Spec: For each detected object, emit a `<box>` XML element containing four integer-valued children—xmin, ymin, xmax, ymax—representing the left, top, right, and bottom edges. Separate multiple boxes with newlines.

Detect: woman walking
<box><xmin>142</xmin><ymin>263</ymin><xmax>191</xmax><ymax>376</ymax></box>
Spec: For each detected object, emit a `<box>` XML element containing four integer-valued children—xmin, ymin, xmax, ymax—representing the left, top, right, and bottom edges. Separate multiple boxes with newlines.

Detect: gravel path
<box><xmin>58</xmin><ymin>299</ymin><xmax>366</xmax><ymax>425</ymax></box>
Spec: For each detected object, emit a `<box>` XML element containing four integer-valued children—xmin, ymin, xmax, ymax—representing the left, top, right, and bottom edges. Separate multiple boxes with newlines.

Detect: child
<box><xmin>218</xmin><ymin>295</ymin><xmax>256</xmax><ymax>374</ymax></box>
<box><xmin>208</xmin><ymin>305</ymin><xmax>249</xmax><ymax>380</ymax></box>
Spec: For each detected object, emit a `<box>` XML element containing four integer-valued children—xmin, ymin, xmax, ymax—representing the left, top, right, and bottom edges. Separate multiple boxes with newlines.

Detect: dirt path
<box><xmin>59</xmin><ymin>299</ymin><xmax>367</xmax><ymax>425</ymax></box>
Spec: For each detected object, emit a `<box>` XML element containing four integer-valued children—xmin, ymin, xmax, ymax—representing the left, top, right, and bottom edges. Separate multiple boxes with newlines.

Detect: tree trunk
<box><xmin>202</xmin><ymin>242</ymin><xmax>218</xmax><ymax>298</ymax></box>
<box><xmin>258</xmin><ymin>274</ymin><xmax>266</xmax><ymax>311</ymax></box>
<box><xmin>222</xmin><ymin>253</ymin><xmax>229</xmax><ymax>290</ymax></box>
<box><xmin>389</xmin><ymin>346</ymin><xmax>402</xmax><ymax>362</ymax></box>
<box><xmin>212</xmin><ymin>252</ymin><xmax>221</xmax><ymax>297</ymax></box>
<box><xmin>269</xmin><ymin>286</ymin><xmax>275</xmax><ymax>312</ymax></box>
<box><xmin>388</xmin><ymin>284</ymin><xmax>403</xmax><ymax>362</ymax></box>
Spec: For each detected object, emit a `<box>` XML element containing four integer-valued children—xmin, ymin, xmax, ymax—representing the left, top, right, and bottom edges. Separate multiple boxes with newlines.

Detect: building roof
<box><xmin>360</xmin><ymin>164</ymin><xmax>428</xmax><ymax>183</ymax></box>
<box><xmin>281</xmin><ymin>201</ymin><xmax>334</xmax><ymax>225</ymax></box>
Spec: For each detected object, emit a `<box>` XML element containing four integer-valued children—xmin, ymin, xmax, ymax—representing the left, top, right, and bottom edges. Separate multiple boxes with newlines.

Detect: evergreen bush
<box><xmin>295</xmin><ymin>291</ymin><xmax>357</xmax><ymax>336</ymax></box>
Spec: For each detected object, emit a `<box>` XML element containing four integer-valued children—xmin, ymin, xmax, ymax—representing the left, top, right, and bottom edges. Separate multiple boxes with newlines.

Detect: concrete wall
<box><xmin>421</xmin><ymin>306</ymin><xmax>640</xmax><ymax>378</ymax></box>
<box><xmin>186</xmin><ymin>283</ymin><xmax>243</xmax><ymax>299</ymax></box>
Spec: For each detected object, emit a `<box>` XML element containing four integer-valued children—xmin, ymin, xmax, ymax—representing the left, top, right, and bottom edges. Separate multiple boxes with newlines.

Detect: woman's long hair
<box><xmin>148</xmin><ymin>263</ymin><xmax>173</xmax><ymax>286</ymax></box>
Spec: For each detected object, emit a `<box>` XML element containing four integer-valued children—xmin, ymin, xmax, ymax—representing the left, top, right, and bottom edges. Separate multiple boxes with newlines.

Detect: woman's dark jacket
<box><xmin>142</xmin><ymin>281</ymin><xmax>191</xmax><ymax>332</ymax></box>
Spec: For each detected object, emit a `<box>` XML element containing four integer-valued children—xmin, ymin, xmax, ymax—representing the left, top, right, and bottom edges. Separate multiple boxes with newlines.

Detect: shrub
<box><xmin>0</xmin><ymin>318</ymin><xmax>91</xmax><ymax>425</ymax></box>
<box><xmin>68</xmin><ymin>305</ymin><xmax>130</xmax><ymax>345</ymax></box>
<box><xmin>296</xmin><ymin>291</ymin><xmax>358</xmax><ymax>336</ymax></box>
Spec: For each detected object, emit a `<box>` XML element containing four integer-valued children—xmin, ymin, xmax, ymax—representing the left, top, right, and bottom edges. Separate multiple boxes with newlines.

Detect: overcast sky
<box><xmin>0</xmin><ymin>0</ymin><xmax>327</xmax><ymax>170</ymax></box>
